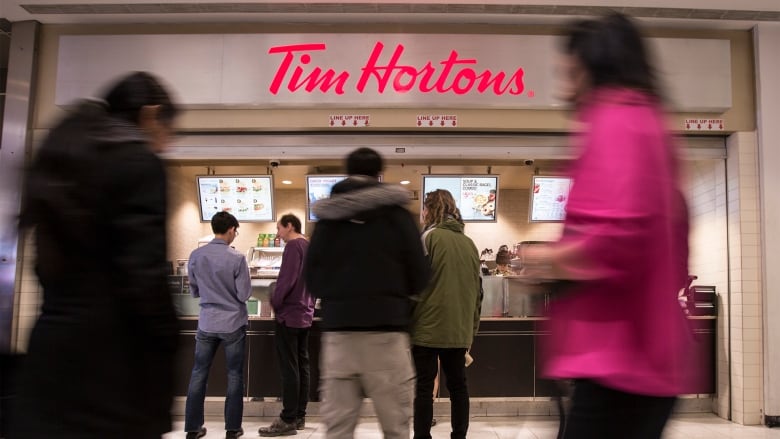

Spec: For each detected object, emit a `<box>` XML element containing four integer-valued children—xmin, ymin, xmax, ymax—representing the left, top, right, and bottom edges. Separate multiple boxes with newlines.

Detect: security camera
<box><xmin>523</xmin><ymin>159</ymin><xmax>535</xmax><ymax>166</ymax></box>
<box><xmin>269</xmin><ymin>159</ymin><xmax>281</xmax><ymax>168</ymax></box>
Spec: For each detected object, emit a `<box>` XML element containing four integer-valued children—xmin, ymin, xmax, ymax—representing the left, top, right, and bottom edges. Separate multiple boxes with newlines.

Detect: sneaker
<box><xmin>295</xmin><ymin>417</ymin><xmax>305</xmax><ymax>430</ymax></box>
<box><xmin>186</xmin><ymin>427</ymin><xmax>207</xmax><ymax>439</ymax></box>
<box><xmin>226</xmin><ymin>427</ymin><xmax>244</xmax><ymax>439</ymax></box>
<box><xmin>258</xmin><ymin>418</ymin><xmax>297</xmax><ymax>437</ymax></box>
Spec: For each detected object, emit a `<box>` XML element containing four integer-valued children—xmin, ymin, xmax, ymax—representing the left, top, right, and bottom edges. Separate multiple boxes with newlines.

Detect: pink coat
<box><xmin>542</xmin><ymin>87</ymin><xmax>692</xmax><ymax>396</ymax></box>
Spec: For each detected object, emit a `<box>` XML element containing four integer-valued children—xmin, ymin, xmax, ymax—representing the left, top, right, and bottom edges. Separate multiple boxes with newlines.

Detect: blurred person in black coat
<box><xmin>11</xmin><ymin>72</ymin><xmax>181</xmax><ymax>438</ymax></box>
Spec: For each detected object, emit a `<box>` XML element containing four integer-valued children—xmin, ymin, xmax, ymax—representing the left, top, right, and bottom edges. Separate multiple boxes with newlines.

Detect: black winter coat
<box><xmin>10</xmin><ymin>101</ymin><xmax>180</xmax><ymax>438</ymax></box>
<box><xmin>305</xmin><ymin>176</ymin><xmax>430</xmax><ymax>331</ymax></box>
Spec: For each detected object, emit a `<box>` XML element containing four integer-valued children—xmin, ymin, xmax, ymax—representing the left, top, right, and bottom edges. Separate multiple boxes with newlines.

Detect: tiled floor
<box><xmin>164</xmin><ymin>414</ymin><xmax>780</xmax><ymax>438</ymax></box>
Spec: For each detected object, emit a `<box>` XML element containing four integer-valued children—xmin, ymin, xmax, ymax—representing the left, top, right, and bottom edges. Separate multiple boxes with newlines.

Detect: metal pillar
<box><xmin>0</xmin><ymin>21</ymin><xmax>39</xmax><ymax>353</ymax></box>
<box><xmin>755</xmin><ymin>22</ymin><xmax>780</xmax><ymax>425</ymax></box>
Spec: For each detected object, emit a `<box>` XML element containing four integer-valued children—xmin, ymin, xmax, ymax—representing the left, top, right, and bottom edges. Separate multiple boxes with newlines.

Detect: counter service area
<box><xmin>166</xmin><ymin>165</ymin><xmax>718</xmax><ymax>401</ymax></box>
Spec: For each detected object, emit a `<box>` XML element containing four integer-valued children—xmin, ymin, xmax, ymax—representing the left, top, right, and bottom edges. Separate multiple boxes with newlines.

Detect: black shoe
<box><xmin>186</xmin><ymin>427</ymin><xmax>207</xmax><ymax>439</ymax></box>
<box><xmin>431</xmin><ymin>418</ymin><xmax>437</xmax><ymax>427</ymax></box>
<box><xmin>295</xmin><ymin>417</ymin><xmax>305</xmax><ymax>430</ymax></box>
<box><xmin>258</xmin><ymin>418</ymin><xmax>297</xmax><ymax>436</ymax></box>
<box><xmin>226</xmin><ymin>427</ymin><xmax>244</xmax><ymax>439</ymax></box>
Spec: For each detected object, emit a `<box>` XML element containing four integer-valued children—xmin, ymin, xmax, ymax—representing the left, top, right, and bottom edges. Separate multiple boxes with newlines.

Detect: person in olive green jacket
<box><xmin>411</xmin><ymin>189</ymin><xmax>482</xmax><ymax>439</ymax></box>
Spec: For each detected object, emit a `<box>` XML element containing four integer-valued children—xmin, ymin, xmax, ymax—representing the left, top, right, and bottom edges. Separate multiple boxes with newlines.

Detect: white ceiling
<box><xmin>2</xmin><ymin>0</ymin><xmax>780</xmax><ymax>29</ymax></box>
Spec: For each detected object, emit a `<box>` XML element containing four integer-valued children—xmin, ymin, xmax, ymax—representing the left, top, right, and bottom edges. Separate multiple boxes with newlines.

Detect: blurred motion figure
<box><xmin>12</xmin><ymin>72</ymin><xmax>180</xmax><ymax>438</ymax></box>
<box><xmin>520</xmin><ymin>13</ymin><xmax>691</xmax><ymax>439</ymax></box>
<box><xmin>305</xmin><ymin>147</ymin><xmax>430</xmax><ymax>439</ymax></box>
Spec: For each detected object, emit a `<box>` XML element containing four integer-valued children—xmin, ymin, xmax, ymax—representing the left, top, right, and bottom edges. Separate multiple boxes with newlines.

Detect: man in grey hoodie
<box><xmin>305</xmin><ymin>147</ymin><xmax>430</xmax><ymax>439</ymax></box>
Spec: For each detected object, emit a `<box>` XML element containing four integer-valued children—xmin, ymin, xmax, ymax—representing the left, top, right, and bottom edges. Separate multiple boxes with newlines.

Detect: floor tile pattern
<box><xmin>164</xmin><ymin>414</ymin><xmax>780</xmax><ymax>438</ymax></box>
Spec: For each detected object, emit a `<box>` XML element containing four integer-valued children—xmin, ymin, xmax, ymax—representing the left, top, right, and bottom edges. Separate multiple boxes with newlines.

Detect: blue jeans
<box><xmin>184</xmin><ymin>326</ymin><xmax>247</xmax><ymax>432</ymax></box>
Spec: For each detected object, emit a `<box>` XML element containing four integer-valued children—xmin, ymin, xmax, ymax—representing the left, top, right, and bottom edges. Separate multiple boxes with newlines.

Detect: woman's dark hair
<box><xmin>346</xmin><ymin>147</ymin><xmax>383</xmax><ymax>177</ymax></box>
<box><xmin>496</xmin><ymin>250</ymin><xmax>511</xmax><ymax>266</ymax></box>
<box><xmin>102</xmin><ymin>71</ymin><xmax>180</xmax><ymax>126</ymax></box>
<box><xmin>211</xmin><ymin>211</ymin><xmax>239</xmax><ymax>234</ymax></box>
<box><xmin>563</xmin><ymin>12</ymin><xmax>659</xmax><ymax>98</ymax></box>
<box><xmin>279</xmin><ymin>213</ymin><xmax>302</xmax><ymax>234</ymax></box>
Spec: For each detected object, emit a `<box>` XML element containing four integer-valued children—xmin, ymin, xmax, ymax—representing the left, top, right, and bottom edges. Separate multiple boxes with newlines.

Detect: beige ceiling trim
<box><xmin>19</xmin><ymin>3</ymin><xmax>780</xmax><ymax>21</ymax></box>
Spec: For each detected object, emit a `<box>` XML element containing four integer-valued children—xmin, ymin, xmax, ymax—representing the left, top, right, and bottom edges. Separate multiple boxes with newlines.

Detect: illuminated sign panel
<box><xmin>56</xmin><ymin>34</ymin><xmax>731</xmax><ymax>111</ymax></box>
<box><xmin>267</xmin><ymin>42</ymin><xmax>525</xmax><ymax>97</ymax></box>
<box><xmin>56</xmin><ymin>34</ymin><xmax>555</xmax><ymax>108</ymax></box>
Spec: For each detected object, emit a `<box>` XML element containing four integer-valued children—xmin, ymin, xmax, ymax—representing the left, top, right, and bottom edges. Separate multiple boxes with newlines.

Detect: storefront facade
<box><xmin>1</xmin><ymin>13</ymin><xmax>778</xmax><ymax>426</ymax></box>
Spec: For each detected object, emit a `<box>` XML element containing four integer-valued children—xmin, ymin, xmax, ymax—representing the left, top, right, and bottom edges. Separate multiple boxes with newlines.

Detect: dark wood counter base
<box><xmin>174</xmin><ymin>317</ymin><xmax>715</xmax><ymax>400</ymax></box>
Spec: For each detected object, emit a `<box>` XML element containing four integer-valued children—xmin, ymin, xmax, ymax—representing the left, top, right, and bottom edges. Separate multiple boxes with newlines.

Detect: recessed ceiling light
<box><xmin>282</xmin><ymin>180</ymin><xmax>293</xmax><ymax>185</ymax></box>
<box><xmin>400</xmin><ymin>180</ymin><xmax>411</xmax><ymax>185</ymax></box>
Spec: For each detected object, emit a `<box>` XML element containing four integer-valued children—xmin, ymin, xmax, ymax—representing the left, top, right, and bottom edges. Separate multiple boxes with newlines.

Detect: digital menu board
<box><xmin>306</xmin><ymin>175</ymin><xmax>348</xmax><ymax>221</ymax></box>
<box><xmin>422</xmin><ymin>175</ymin><xmax>499</xmax><ymax>222</ymax></box>
<box><xmin>197</xmin><ymin>175</ymin><xmax>275</xmax><ymax>222</ymax></box>
<box><xmin>529</xmin><ymin>175</ymin><xmax>573</xmax><ymax>222</ymax></box>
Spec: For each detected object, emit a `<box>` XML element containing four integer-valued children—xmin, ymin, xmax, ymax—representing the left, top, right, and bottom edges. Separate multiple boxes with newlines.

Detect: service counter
<box><xmin>172</xmin><ymin>275</ymin><xmax>715</xmax><ymax>399</ymax></box>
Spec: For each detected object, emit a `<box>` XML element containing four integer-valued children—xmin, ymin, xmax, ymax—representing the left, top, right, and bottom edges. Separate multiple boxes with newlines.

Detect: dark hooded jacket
<box><xmin>12</xmin><ymin>100</ymin><xmax>179</xmax><ymax>438</ymax></box>
<box><xmin>304</xmin><ymin>176</ymin><xmax>430</xmax><ymax>331</ymax></box>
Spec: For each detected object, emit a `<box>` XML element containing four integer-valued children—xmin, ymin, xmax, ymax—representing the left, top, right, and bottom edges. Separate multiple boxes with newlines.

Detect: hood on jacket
<box><xmin>312</xmin><ymin>180</ymin><xmax>411</xmax><ymax>220</ymax></box>
<box><xmin>433</xmin><ymin>217</ymin><xmax>465</xmax><ymax>234</ymax></box>
<box><xmin>20</xmin><ymin>100</ymin><xmax>151</xmax><ymax>230</ymax></box>
<box><xmin>421</xmin><ymin>218</ymin><xmax>465</xmax><ymax>255</ymax></box>
<box><xmin>81</xmin><ymin>99</ymin><xmax>149</xmax><ymax>145</ymax></box>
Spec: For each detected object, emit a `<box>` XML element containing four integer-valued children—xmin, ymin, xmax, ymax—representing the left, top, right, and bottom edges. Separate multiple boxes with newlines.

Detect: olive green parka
<box><xmin>411</xmin><ymin>218</ymin><xmax>482</xmax><ymax>348</ymax></box>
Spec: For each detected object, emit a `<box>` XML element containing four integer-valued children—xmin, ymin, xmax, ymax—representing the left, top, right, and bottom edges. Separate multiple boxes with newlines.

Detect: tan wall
<box><xmin>166</xmin><ymin>163</ymin><xmax>563</xmax><ymax>262</ymax></box>
<box><xmin>32</xmin><ymin>23</ymin><xmax>754</xmax><ymax>138</ymax></box>
<box><xmin>166</xmin><ymin>161</ymin><xmax>722</xmax><ymax>269</ymax></box>
<box><xmin>167</xmin><ymin>164</ymin><xmax>308</xmax><ymax>262</ymax></box>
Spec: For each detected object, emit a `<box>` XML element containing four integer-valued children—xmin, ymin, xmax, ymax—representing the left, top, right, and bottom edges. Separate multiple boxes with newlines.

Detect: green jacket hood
<box><xmin>429</xmin><ymin>217</ymin><xmax>464</xmax><ymax>234</ymax></box>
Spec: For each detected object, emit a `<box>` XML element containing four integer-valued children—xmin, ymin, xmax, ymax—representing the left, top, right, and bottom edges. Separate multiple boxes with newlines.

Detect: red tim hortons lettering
<box><xmin>268</xmin><ymin>43</ymin><xmax>350</xmax><ymax>95</ymax></box>
<box><xmin>356</xmin><ymin>42</ymin><xmax>525</xmax><ymax>95</ymax></box>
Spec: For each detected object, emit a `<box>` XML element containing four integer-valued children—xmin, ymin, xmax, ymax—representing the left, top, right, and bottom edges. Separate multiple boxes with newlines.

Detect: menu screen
<box><xmin>307</xmin><ymin>175</ymin><xmax>348</xmax><ymax>221</ymax></box>
<box><xmin>529</xmin><ymin>176</ymin><xmax>573</xmax><ymax>222</ymax></box>
<box><xmin>422</xmin><ymin>175</ymin><xmax>499</xmax><ymax>222</ymax></box>
<box><xmin>197</xmin><ymin>176</ymin><xmax>274</xmax><ymax>222</ymax></box>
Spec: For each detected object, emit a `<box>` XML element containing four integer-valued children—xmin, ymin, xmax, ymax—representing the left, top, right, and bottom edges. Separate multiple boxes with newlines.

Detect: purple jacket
<box><xmin>542</xmin><ymin>87</ymin><xmax>692</xmax><ymax>396</ymax></box>
<box><xmin>271</xmin><ymin>237</ymin><xmax>314</xmax><ymax>328</ymax></box>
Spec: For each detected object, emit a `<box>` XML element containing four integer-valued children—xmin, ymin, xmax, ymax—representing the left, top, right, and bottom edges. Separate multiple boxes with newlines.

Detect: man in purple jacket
<box><xmin>259</xmin><ymin>213</ymin><xmax>314</xmax><ymax>436</ymax></box>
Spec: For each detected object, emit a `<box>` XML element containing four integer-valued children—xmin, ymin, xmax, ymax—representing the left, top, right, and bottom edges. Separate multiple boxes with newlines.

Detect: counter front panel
<box><xmin>173</xmin><ymin>316</ymin><xmax>716</xmax><ymax>399</ymax></box>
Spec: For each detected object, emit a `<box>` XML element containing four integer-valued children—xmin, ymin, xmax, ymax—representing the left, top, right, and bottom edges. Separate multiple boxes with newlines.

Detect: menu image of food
<box><xmin>423</xmin><ymin>176</ymin><xmax>498</xmax><ymax>222</ymax></box>
<box><xmin>198</xmin><ymin>176</ymin><xmax>274</xmax><ymax>222</ymax></box>
<box><xmin>307</xmin><ymin>175</ymin><xmax>347</xmax><ymax>221</ymax></box>
<box><xmin>529</xmin><ymin>176</ymin><xmax>573</xmax><ymax>222</ymax></box>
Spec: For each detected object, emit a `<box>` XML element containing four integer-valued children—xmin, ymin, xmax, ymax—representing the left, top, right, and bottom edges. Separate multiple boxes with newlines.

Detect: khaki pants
<box><xmin>320</xmin><ymin>331</ymin><xmax>415</xmax><ymax>439</ymax></box>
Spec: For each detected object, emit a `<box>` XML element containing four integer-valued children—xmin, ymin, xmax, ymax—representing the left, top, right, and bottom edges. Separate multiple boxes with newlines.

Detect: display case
<box><xmin>168</xmin><ymin>275</ymin><xmax>199</xmax><ymax>316</ymax></box>
<box><xmin>246</xmin><ymin>246</ymin><xmax>283</xmax><ymax>278</ymax></box>
<box><xmin>480</xmin><ymin>275</ymin><xmax>551</xmax><ymax>317</ymax></box>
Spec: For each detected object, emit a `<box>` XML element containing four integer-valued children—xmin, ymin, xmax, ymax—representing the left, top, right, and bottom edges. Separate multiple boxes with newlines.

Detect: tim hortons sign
<box><xmin>55</xmin><ymin>33</ymin><xmax>730</xmax><ymax>111</ymax></box>
<box><xmin>267</xmin><ymin>42</ymin><xmax>527</xmax><ymax>97</ymax></box>
<box><xmin>56</xmin><ymin>34</ymin><xmax>556</xmax><ymax>108</ymax></box>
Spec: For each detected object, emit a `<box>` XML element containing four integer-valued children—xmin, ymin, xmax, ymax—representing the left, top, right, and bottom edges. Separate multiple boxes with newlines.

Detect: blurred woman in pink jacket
<box><xmin>521</xmin><ymin>13</ymin><xmax>691</xmax><ymax>439</ymax></box>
